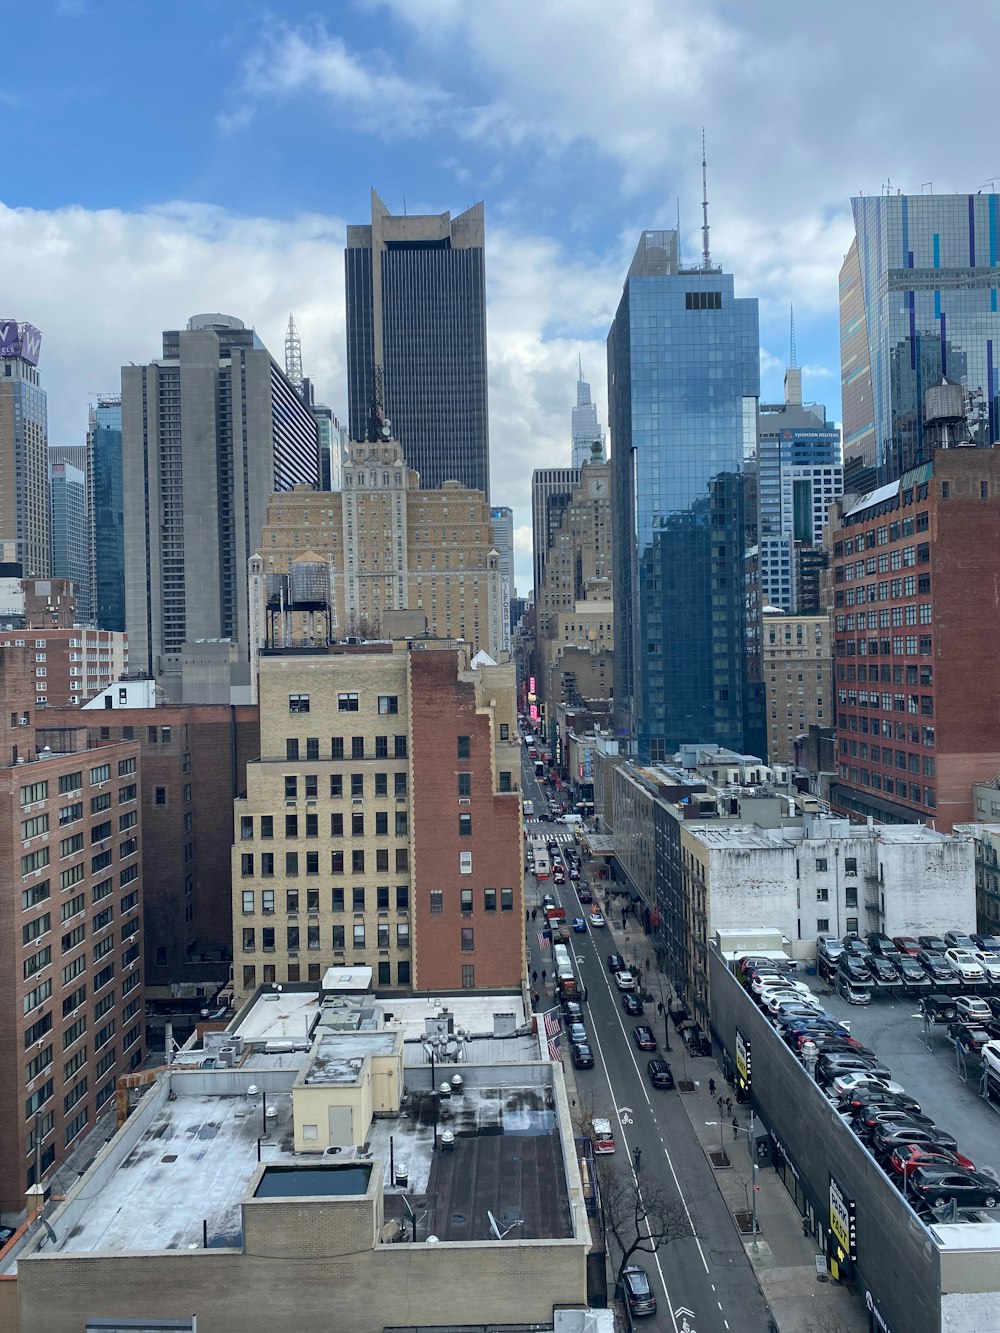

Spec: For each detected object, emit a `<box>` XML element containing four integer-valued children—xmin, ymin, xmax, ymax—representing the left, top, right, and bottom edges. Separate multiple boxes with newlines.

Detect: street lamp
<box><xmin>706</xmin><ymin>1114</ymin><xmax>760</xmax><ymax>1245</ymax></box>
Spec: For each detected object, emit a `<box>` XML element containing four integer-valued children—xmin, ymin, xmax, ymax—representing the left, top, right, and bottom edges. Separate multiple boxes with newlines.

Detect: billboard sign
<box><xmin>735</xmin><ymin>1027</ymin><xmax>752</xmax><ymax>1093</ymax></box>
<box><xmin>829</xmin><ymin>1173</ymin><xmax>857</xmax><ymax>1262</ymax></box>
<box><xmin>0</xmin><ymin>321</ymin><xmax>42</xmax><ymax>366</ymax></box>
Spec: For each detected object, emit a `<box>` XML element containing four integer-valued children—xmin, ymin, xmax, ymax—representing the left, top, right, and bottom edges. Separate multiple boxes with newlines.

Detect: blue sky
<box><xmin>4</xmin><ymin>0</ymin><xmax>1000</xmax><ymax>592</ymax></box>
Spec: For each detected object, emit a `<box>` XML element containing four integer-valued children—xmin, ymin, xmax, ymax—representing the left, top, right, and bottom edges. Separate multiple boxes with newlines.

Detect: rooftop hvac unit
<box><xmin>218</xmin><ymin>1047</ymin><xmax>236</xmax><ymax>1068</ymax></box>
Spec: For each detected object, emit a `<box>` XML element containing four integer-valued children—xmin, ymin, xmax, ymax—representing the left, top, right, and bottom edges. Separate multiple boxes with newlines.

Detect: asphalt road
<box><xmin>520</xmin><ymin>752</ymin><xmax>773</xmax><ymax>1333</ymax></box>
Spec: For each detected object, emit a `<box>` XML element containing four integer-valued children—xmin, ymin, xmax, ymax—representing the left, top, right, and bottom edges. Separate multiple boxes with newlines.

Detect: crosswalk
<box><xmin>525</xmin><ymin>827</ymin><xmax>576</xmax><ymax>844</ymax></box>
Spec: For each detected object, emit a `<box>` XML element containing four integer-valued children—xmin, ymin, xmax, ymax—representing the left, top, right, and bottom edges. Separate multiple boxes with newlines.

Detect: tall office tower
<box><xmin>534</xmin><ymin>452</ymin><xmax>614</xmax><ymax>723</ymax></box>
<box><xmin>829</xmin><ymin>446</ymin><xmax>1000</xmax><ymax>831</ymax></box>
<box><xmin>608</xmin><ymin>230</ymin><xmax>759</xmax><ymax>760</ymax></box>
<box><xmin>89</xmin><ymin>396</ymin><xmax>125</xmax><ymax>631</ymax></box>
<box><xmin>571</xmin><ymin>358</ymin><xmax>605</xmax><ymax>468</ymax></box>
<box><xmin>489</xmin><ymin>504</ymin><xmax>514</xmax><ymax>653</ymax></box>
<box><xmin>251</xmin><ymin>437</ymin><xmax>504</xmax><ymax>665</ymax></box>
<box><xmin>755</xmin><ymin>368</ymin><xmax>842</xmax><ymax>612</ymax></box>
<box><xmin>842</xmin><ymin>192</ymin><xmax>1000</xmax><ymax>486</ymax></box>
<box><xmin>531</xmin><ymin>468</ymin><xmax>580</xmax><ymax>603</ymax></box>
<box><xmin>0</xmin><ymin>320</ymin><xmax>48</xmax><ymax>575</ymax></box>
<box><xmin>345</xmin><ymin>190</ymin><xmax>490</xmax><ymax>498</ymax></box>
<box><xmin>0</xmin><ymin>647</ymin><xmax>143</xmax><ymax>1207</ymax></box>
<box><xmin>48</xmin><ymin>457</ymin><xmax>90</xmax><ymax>621</ymax></box>
<box><xmin>122</xmin><ymin>315</ymin><xmax>319</xmax><ymax>704</ymax></box>
<box><xmin>233</xmin><ymin>639</ymin><xmax>522</xmax><ymax>1002</ymax></box>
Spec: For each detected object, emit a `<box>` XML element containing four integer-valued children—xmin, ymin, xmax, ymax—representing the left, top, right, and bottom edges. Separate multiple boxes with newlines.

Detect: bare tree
<box><xmin>568</xmin><ymin>1085</ymin><xmax>600</xmax><ymax>1140</ymax></box>
<box><xmin>596</xmin><ymin>1158</ymin><xmax>695</xmax><ymax>1291</ymax></box>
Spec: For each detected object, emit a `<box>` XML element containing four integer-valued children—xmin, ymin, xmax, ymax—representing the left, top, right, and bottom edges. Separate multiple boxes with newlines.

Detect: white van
<box><xmin>592</xmin><ymin>1117</ymin><xmax>616</xmax><ymax>1154</ymax></box>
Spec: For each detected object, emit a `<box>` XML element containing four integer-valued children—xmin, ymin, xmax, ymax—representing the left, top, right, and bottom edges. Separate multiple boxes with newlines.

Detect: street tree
<box><xmin>596</xmin><ymin>1157</ymin><xmax>696</xmax><ymax>1291</ymax></box>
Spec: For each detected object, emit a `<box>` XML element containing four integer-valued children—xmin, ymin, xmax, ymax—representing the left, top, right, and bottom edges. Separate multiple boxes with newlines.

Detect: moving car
<box><xmin>633</xmin><ymin>1024</ymin><xmax>657</xmax><ymax>1051</ymax></box>
<box><xmin>615</xmin><ymin>971</ymin><xmax>637</xmax><ymax>991</ymax></box>
<box><xmin>945</xmin><ymin>948</ymin><xmax>985</xmax><ymax>981</ymax></box>
<box><xmin>572</xmin><ymin>917</ymin><xmax>587</xmax><ymax>933</ymax></box>
<box><xmin>908</xmin><ymin>1167</ymin><xmax>999</xmax><ymax>1211</ymax></box>
<box><xmin>569</xmin><ymin>867</ymin><xmax>581</xmax><ymax>881</ymax></box>
<box><xmin>621</xmin><ymin>992</ymin><xmax>644</xmax><ymax>1016</ymax></box>
<box><xmin>589</xmin><ymin>909</ymin><xmax>605</xmax><ymax>928</ymax></box>
<box><xmin>577</xmin><ymin>883</ymin><xmax>593</xmax><ymax>904</ymax></box>
<box><xmin>607</xmin><ymin>953</ymin><xmax>625</xmax><ymax>973</ymax></box>
<box><xmin>621</xmin><ymin>1265</ymin><xmax>657</xmax><ymax>1317</ymax></box>
<box><xmin>571</xmin><ymin>1041</ymin><xmax>594</xmax><ymax>1070</ymax></box>
<box><xmin>647</xmin><ymin>1058</ymin><xmax>674</xmax><ymax>1089</ymax></box>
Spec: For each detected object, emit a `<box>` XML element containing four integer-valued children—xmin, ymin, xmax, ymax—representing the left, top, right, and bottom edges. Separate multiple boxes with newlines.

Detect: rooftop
<box><xmin>304</xmin><ymin>1032</ymin><xmax>398</xmax><ymax>1085</ymax></box>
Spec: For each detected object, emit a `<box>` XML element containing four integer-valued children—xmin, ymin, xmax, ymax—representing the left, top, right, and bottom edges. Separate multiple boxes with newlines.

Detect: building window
<box><xmin>352</xmin><ymin>736</ymin><xmax>365</xmax><ymax>760</ymax></box>
<box><xmin>394</xmin><ymin>735</ymin><xmax>408</xmax><ymax>758</ymax></box>
<box><xmin>459</xmin><ymin>813</ymin><xmax>472</xmax><ymax>837</ymax></box>
<box><xmin>500</xmin><ymin>887</ymin><xmax>513</xmax><ymax>911</ymax></box>
<box><xmin>353</xmin><ymin>924</ymin><xmax>366</xmax><ymax>948</ymax></box>
<box><xmin>154</xmin><ymin>787</ymin><xmax>166</xmax><ymax>806</ymax></box>
<box><xmin>484</xmin><ymin>888</ymin><xmax>496</xmax><ymax>912</ymax></box>
<box><xmin>461</xmin><ymin>927</ymin><xmax>474</xmax><ymax>952</ymax></box>
<box><xmin>398</xmin><ymin>961</ymin><xmax>411</xmax><ymax>985</ymax></box>
<box><xmin>286</xmin><ymin>739</ymin><xmax>300</xmax><ymax>761</ymax></box>
<box><xmin>457</xmin><ymin>735</ymin><xmax>471</xmax><ymax>759</ymax></box>
<box><xmin>430</xmin><ymin>890</ymin><xmax>443</xmax><ymax>914</ymax></box>
<box><xmin>289</xmin><ymin>694</ymin><xmax>310</xmax><ymax>714</ymax></box>
<box><xmin>458</xmin><ymin>772</ymin><xmax>472</xmax><ymax>798</ymax></box>
<box><xmin>331</xmin><ymin>737</ymin><xmax>345</xmax><ymax>760</ymax></box>
<box><xmin>332</xmin><ymin>887</ymin><xmax>344</xmax><ymax>911</ymax></box>
<box><xmin>461</xmin><ymin>964</ymin><xmax>475</xmax><ymax>988</ymax></box>
<box><xmin>815</xmin><ymin>858</ymin><xmax>828</xmax><ymax>872</ymax></box>
<box><xmin>460</xmin><ymin>888</ymin><xmax>473</xmax><ymax>912</ymax></box>
<box><xmin>378</xmin><ymin>695</ymin><xmax>398</xmax><ymax>715</ymax></box>
<box><xmin>338</xmin><ymin>693</ymin><xmax>359</xmax><ymax>712</ymax></box>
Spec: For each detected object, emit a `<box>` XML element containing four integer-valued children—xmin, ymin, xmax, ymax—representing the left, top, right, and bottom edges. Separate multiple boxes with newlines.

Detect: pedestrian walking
<box><xmin>541</xmin><ymin>969</ymin><xmax>547</xmax><ymax>985</ymax></box>
<box><xmin>732</xmin><ymin>1118</ymin><xmax>740</xmax><ymax>1140</ymax></box>
<box><xmin>725</xmin><ymin>1096</ymin><xmax>733</xmax><ymax>1116</ymax></box>
<box><xmin>645</xmin><ymin>957</ymin><xmax>651</xmax><ymax>972</ymax></box>
<box><xmin>525</xmin><ymin>908</ymin><xmax>530</xmax><ymax>923</ymax></box>
<box><xmin>531</xmin><ymin>970</ymin><xmax>538</xmax><ymax>985</ymax></box>
<box><xmin>633</xmin><ymin>1147</ymin><xmax>642</xmax><ymax>1172</ymax></box>
<box><xmin>532</xmin><ymin>993</ymin><xmax>539</xmax><ymax>1011</ymax></box>
<box><xmin>717</xmin><ymin>1095</ymin><xmax>724</xmax><ymax>1116</ymax></box>
<box><xmin>708</xmin><ymin>1077</ymin><xmax>716</xmax><ymax>1097</ymax></box>
<box><xmin>532</xmin><ymin>907</ymin><xmax>537</xmax><ymax>921</ymax></box>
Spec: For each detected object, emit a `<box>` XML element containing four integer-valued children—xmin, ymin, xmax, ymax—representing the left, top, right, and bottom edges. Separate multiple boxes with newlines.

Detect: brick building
<box><xmin>761</xmin><ymin>610</ymin><xmax>831</xmax><ymax>764</ymax></box>
<box><xmin>0</xmin><ymin>626</ymin><xmax>127</xmax><ymax>708</ymax></box>
<box><xmin>0</xmin><ymin>648</ymin><xmax>143</xmax><ymax>1213</ymax></box>
<box><xmin>830</xmin><ymin>446</ymin><xmax>1000</xmax><ymax>830</ymax></box>
<box><xmin>233</xmin><ymin>640</ymin><xmax>523</xmax><ymax>1002</ymax></box>
<box><xmin>42</xmin><ymin>698</ymin><xmax>259</xmax><ymax>991</ymax></box>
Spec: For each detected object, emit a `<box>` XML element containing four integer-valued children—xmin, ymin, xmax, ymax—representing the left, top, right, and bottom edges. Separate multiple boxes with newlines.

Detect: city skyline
<box><xmin>3</xmin><ymin>3</ymin><xmax>997</xmax><ymax>592</ymax></box>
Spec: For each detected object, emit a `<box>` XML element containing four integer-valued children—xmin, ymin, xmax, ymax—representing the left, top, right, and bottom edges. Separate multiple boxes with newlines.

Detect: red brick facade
<box><xmin>832</xmin><ymin>447</ymin><xmax>1000</xmax><ymax>831</ymax></box>
<box><xmin>410</xmin><ymin>650</ymin><xmax>524</xmax><ymax>990</ymax></box>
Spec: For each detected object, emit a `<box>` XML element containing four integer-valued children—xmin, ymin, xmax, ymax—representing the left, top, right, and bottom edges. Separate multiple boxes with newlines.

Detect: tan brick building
<box><xmin>761</xmin><ymin>611</ymin><xmax>831</xmax><ymax>763</ymax></box>
<box><xmin>0</xmin><ymin>649</ymin><xmax>143</xmax><ymax>1214</ymax></box>
<box><xmin>233</xmin><ymin>640</ymin><xmax>523</xmax><ymax>1002</ymax></box>
<box><xmin>251</xmin><ymin>437</ymin><xmax>504</xmax><ymax>665</ymax></box>
<box><xmin>0</xmin><ymin>626</ymin><xmax>128</xmax><ymax>709</ymax></box>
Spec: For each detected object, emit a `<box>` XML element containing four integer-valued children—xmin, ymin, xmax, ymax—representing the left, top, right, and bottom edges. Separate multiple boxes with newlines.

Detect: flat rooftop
<box><xmin>232</xmin><ymin>990</ymin><xmax>319</xmax><ymax>1043</ymax></box>
<box><xmin>45</xmin><ymin>1067</ymin><xmax>572</xmax><ymax>1257</ymax></box>
<box><xmin>305</xmin><ymin>1032</ymin><xmax>398</xmax><ymax>1085</ymax></box>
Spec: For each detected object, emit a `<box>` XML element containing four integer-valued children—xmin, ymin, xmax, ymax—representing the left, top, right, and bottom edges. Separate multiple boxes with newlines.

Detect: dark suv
<box><xmin>622</xmin><ymin>1266</ymin><xmax>657</xmax><ymax>1317</ymax></box>
<box><xmin>647</xmin><ymin>1058</ymin><xmax>674</xmax><ymax>1089</ymax></box>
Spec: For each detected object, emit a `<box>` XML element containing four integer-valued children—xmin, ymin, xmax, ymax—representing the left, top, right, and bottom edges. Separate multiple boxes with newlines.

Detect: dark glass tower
<box><xmin>91</xmin><ymin>396</ymin><xmax>125</xmax><ymax>631</ymax></box>
<box><xmin>608</xmin><ymin>230</ymin><xmax>760</xmax><ymax>761</ymax></box>
<box><xmin>345</xmin><ymin>190</ymin><xmax>490</xmax><ymax>498</ymax></box>
<box><xmin>844</xmin><ymin>193</ymin><xmax>1000</xmax><ymax>483</ymax></box>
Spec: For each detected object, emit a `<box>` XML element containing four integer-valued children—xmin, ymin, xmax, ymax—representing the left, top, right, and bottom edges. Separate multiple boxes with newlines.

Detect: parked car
<box><xmin>870</xmin><ymin>1122</ymin><xmax>960</xmax><ymax>1159</ymax></box>
<box><xmin>894</xmin><ymin>955</ymin><xmax>930</xmax><ymax>986</ymax></box>
<box><xmin>947</xmin><ymin>1023</ymin><xmax>992</xmax><ymax>1055</ymax></box>
<box><xmin>839</xmin><ymin>954</ymin><xmax>874</xmax><ymax>983</ymax></box>
<box><xmin>647</xmin><ymin>1058</ymin><xmax>674</xmax><ymax>1089</ymax></box>
<box><xmin>569</xmin><ymin>867</ymin><xmax>581</xmax><ymax>881</ymax></box>
<box><xmin>749</xmin><ymin>970</ymin><xmax>798</xmax><ymax>996</ymax></box>
<box><xmin>566</xmin><ymin>1021</ymin><xmax>588</xmax><ymax>1045</ymax></box>
<box><xmin>972</xmin><ymin>934</ymin><xmax>1000</xmax><ymax>953</ymax></box>
<box><xmin>889</xmin><ymin>1145</ymin><xmax>976</xmax><ymax>1179</ymax></box>
<box><xmin>763</xmin><ymin>991</ymin><xmax>824</xmax><ymax>1017</ymax></box>
<box><xmin>829</xmin><ymin>1071</ymin><xmax>907</xmax><ymax>1100</ymax></box>
<box><xmin>622</xmin><ymin>992</ymin><xmax>644</xmax><ymax>1016</ymax></box>
<box><xmin>572</xmin><ymin>917</ymin><xmax>587</xmax><ymax>933</ymax></box>
<box><xmin>607</xmin><ymin>953</ymin><xmax>625</xmax><ymax>974</ymax></box>
<box><xmin>817</xmin><ymin>933</ymin><xmax>845</xmax><ymax>961</ymax></box>
<box><xmin>980</xmin><ymin>1039</ymin><xmax>1000</xmax><ymax>1077</ymax></box>
<box><xmin>852</xmin><ymin>1106</ymin><xmax>937</xmax><ymax>1140</ymax></box>
<box><xmin>841</xmin><ymin>935</ymin><xmax>871</xmax><ymax>954</ymax></box>
<box><xmin>621</xmin><ymin>1265</ymin><xmax>657</xmax><ymax>1317</ymax></box>
<box><xmin>866</xmin><ymin>955</ymin><xmax>901</xmax><ymax>984</ymax></box>
<box><xmin>917</xmin><ymin>934</ymin><xmax>948</xmax><ymax>953</ymax></box>
<box><xmin>918</xmin><ymin>953</ymin><xmax>957</xmax><ymax>983</ymax></box>
<box><xmin>817</xmin><ymin>1054</ymin><xmax>892</xmax><ymax>1086</ymax></box>
<box><xmin>561</xmin><ymin>999</ymin><xmax>584</xmax><ymax>1023</ymax></box>
<box><xmin>944</xmin><ymin>931</ymin><xmax>977</xmax><ymax>951</ymax></box>
<box><xmin>892</xmin><ymin>935</ymin><xmax>922</xmax><ymax>956</ymax></box>
<box><xmin>837</xmin><ymin>974</ymin><xmax>873</xmax><ymax>1005</ymax></box>
<box><xmin>837</xmin><ymin>1087</ymin><xmax>922</xmax><ymax>1116</ymax></box>
<box><xmin>972</xmin><ymin>951</ymin><xmax>1000</xmax><ymax>982</ymax></box>
<box><xmin>945</xmin><ymin>948</ymin><xmax>985</xmax><ymax>981</ymax></box>
<box><xmin>571</xmin><ymin>1041</ymin><xmax>595</xmax><ymax>1070</ymax></box>
<box><xmin>867</xmin><ymin>932</ymin><xmax>899</xmax><ymax>956</ymax></box>
<box><xmin>907</xmin><ymin>1167</ymin><xmax>999</xmax><ymax>1211</ymax></box>
<box><xmin>615</xmin><ymin>971</ymin><xmax>636</xmax><ymax>992</ymax></box>
<box><xmin>633</xmin><ymin>1025</ymin><xmax>657</xmax><ymax>1051</ymax></box>
<box><xmin>589</xmin><ymin>909</ymin><xmax>605</xmax><ymax>928</ymax></box>
<box><xmin>773</xmin><ymin>1000</ymin><xmax>826</xmax><ymax>1023</ymax></box>
<box><xmin>592</xmin><ymin>1118</ymin><xmax>616</xmax><ymax>1154</ymax></box>
<box><xmin>921</xmin><ymin>993</ymin><xmax>959</xmax><ymax>1022</ymax></box>
<box><xmin>954</xmin><ymin>995</ymin><xmax>993</xmax><ymax>1023</ymax></box>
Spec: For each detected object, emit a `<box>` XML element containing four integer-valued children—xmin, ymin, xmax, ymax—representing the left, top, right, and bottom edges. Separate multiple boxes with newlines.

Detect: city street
<box><xmin>521</xmin><ymin>754</ymin><xmax>774</xmax><ymax>1333</ymax></box>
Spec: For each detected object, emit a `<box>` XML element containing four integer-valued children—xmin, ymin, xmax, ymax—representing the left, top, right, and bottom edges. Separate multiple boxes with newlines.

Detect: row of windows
<box><xmin>837</xmin><ymin>691</ymin><xmax>934</xmax><ymax>715</ymax></box>
<box><xmin>243</xmin><ymin>922</ymin><xmax>411</xmax><ymax>951</ymax></box>
<box><xmin>838</xmin><ymin>738</ymin><xmax>936</xmax><ymax>774</ymax></box>
<box><xmin>243</xmin><ymin>960</ymin><xmax>422</xmax><ymax>988</ymax></box>
<box><xmin>838</xmin><ymin>715</ymin><xmax>935</xmax><ymax>745</ymax></box>
<box><xmin>837</xmin><ymin>663</ymin><xmax>932</xmax><ymax>685</ymax></box>
<box><xmin>839</xmin><ymin>766</ymin><xmax>936</xmax><ymax>806</ymax></box>
<box><xmin>429</xmin><ymin>887</ymin><xmax>514</xmax><ymax>913</ymax></box>
<box><xmin>288</xmin><ymin>693</ymin><xmax>399</xmax><ymax>715</ymax></box>
<box><xmin>837</xmin><ymin>602</ymin><xmax>931</xmax><ymax>629</ymax></box>
<box><xmin>837</xmin><ymin>635</ymin><xmax>933</xmax><ymax>658</ymax></box>
<box><xmin>241</xmin><ymin>847</ymin><xmax>411</xmax><ymax>878</ymax></box>
<box><xmin>287</xmin><ymin>735</ymin><xmax>408</xmax><ymax>761</ymax></box>
<box><xmin>242</xmin><ymin>811</ymin><xmax>410</xmax><ymax>842</ymax></box>
<box><xmin>836</xmin><ymin>511</ymin><xmax>930</xmax><ymax>557</ymax></box>
<box><xmin>279</xmin><ymin>772</ymin><xmax>409</xmax><ymax>800</ymax></box>
<box><xmin>242</xmin><ymin>885</ymin><xmax>409</xmax><ymax>913</ymax></box>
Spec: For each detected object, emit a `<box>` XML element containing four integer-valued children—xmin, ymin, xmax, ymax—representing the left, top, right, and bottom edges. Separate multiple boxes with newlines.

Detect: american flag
<box><xmin>547</xmin><ymin>1036</ymin><xmax>562</xmax><ymax>1060</ymax></box>
<box><xmin>543</xmin><ymin>1009</ymin><xmax>562</xmax><ymax>1038</ymax></box>
<box><xmin>536</xmin><ymin>931</ymin><xmax>551</xmax><ymax>951</ymax></box>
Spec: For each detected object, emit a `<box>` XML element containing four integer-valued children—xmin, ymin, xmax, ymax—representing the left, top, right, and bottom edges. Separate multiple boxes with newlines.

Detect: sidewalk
<box><xmin>590</xmin><ymin>876</ymin><xmax>869</xmax><ymax>1333</ymax></box>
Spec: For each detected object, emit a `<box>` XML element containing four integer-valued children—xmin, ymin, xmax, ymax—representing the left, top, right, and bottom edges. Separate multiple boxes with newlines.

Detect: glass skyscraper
<box><xmin>345</xmin><ymin>190</ymin><xmax>490</xmax><ymax>498</ymax></box>
<box><xmin>608</xmin><ymin>230</ymin><xmax>759</xmax><ymax>761</ymax></box>
<box><xmin>91</xmin><ymin>396</ymin><xmax>125</xmax><ymax>631</ymax></box>
<box><xmin>844</xmin><ymin>193</ymin><xmax>1000</xmax><ymax>482</ymax></box>
<box><xmin>49</xmin><ymin>456</ymin><xmax>89</xmax><ymax>620</ymax></box>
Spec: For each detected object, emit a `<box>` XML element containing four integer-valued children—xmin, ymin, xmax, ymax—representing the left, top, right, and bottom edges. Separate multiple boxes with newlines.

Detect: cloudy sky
<box><xmin>3</xmin><ymin>1</ymin><xmax>999</xmax><ymax>592</ymax></box>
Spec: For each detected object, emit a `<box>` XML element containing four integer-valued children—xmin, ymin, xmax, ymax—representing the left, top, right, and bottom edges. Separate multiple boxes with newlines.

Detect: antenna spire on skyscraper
<box><xmin>789</xmin><ymin>304</ymin><xmax>797</xmax><ymax>369</ymax></box>
<box><xmin>701</xmin><ymin>128</ymin><xmax>711</xmax><ymax>271</ymax></box>
<box><xmin>284</xmin><ymin>314</ymin><xmax>303</xmax><ymax>392</ymax></box>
